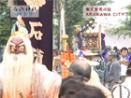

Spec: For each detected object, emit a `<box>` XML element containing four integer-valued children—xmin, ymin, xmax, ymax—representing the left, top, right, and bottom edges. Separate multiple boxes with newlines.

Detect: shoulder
<box><xmin>34</xmin><ymin>63</ymin><xmax>62</xmax><ymax>81</ymax></box>
<box><xmin>113</xmin><ymin>60</ymin><xmax>120</xmax><ymax>64</ymax></box>
<box><xmin>112</xmin><ymin>61</ymin><xmax>120</xmax><ymax>67</ymax></box>
<box><xmin>34</xmin><ymin>63</ymin><xmax>62</xmax><ymax>90</ymax></box>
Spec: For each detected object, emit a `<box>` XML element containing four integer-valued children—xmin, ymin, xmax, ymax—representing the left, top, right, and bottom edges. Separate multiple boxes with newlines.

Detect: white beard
<box><xmin>5</xmin><ymin>54</ymin><xmax>32</xmax><ymax>75</ymax></box>
<box><xmin>1</xmin><ymin>53</ymin><xmax>33</xmax><ymax>98</ymax></box>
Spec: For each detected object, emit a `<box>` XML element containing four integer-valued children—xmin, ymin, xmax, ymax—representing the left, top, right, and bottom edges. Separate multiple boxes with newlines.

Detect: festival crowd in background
<box><xmin>0</xmin><ymin>16</ymin><xmax>131</xmax><ymax>98</ymax></box>
<box><xmin>53</xmin><ymin>46</ymin><xmax>131</xmax><ymax>98</ymax></box>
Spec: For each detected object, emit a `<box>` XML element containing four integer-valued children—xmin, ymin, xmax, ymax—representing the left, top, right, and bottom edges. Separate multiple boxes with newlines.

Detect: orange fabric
<box><xmin>26</xmin><ymin>91</ymin><xmax>32</xmax><ymax>98</ymax></box>
<box><xmin>61</xmin><ymin>66</ymin><xmax>69</xmax><ymax>79</ymax></box>
<box><xmin>2</xmin><ymin>90</ymin><xmax>32</xmax><ymax>98</ymax></box>
<box><xmin>3</xmin><ymin>93</ymin><xmax>21</xmax><ymax>98</ymax></box>
<box><xmin>2</xmin><ymin>93</ymin><xmax>10</xmax><ymax>98</ymax></box>
<box><xmin>60</xmin><ymin>50</ymin><xmax>76</xmax><ymax>79</ymax></box>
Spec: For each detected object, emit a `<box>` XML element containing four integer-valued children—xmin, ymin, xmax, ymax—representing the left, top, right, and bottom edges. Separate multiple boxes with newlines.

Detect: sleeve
<box><xmin>33</xmin><ymin>64</ymin><xmax>62</xmax><ymax>98</ymax></box>
<box><xmin>46</xmin><ymin>75</ymin><xmax>61</xmax><ymax>98</ymax></box>
<box><xmin>41</xmin><ymin>68</ymin><xmax>62</xmax><ymax>98</ymax></box>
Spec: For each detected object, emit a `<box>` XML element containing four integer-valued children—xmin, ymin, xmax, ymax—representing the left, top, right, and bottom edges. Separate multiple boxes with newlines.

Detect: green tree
<box><xmin>65</xmin><ymin>0</ymin><xmax>112</xmax><ymax>32</ymax></box>
<box><xmin>53</xmin><ymin>0</ymin><xmax>112</xmax><ymax>50</ymax></box>
<box><xmin>64</xmin><ymin>0</ymin><xmax>112</xmax><ymax>49</ymax></box>
<box><xmin>0</xmin><ymin>1</ymin><xmax>15</xmax><ymax>46</ymax></box>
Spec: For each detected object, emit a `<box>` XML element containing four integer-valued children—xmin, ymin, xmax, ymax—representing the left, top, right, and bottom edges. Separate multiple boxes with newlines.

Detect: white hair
<box><xmin>1</xmin><ymin>35</ymin><xmax>34</xmax><ymax>97</ymax></box>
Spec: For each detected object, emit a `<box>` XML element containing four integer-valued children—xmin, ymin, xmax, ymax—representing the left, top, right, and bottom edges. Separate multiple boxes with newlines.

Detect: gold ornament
<box><xmin>24</xmin><ymin>0</ymin><xmax>46</xmax><ymax>9</ymax></box>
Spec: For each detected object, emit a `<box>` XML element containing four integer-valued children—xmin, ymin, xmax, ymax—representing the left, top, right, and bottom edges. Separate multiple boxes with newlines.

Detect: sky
<box><xmin>112</xmin><ymin>0</ymin><xmax>131</xmax><ymax>8</ymax></box>
<box><xmin>95</xmin><ymin>0</ymin><xmax>131</xmax><ymax>28</ymax></box>
<box><xmin>75</xmin><ymin>0</ymin><xmax>131</xmax><ymax>49</ymax></box>
<box><xmin>108</xmin><ymin>0</ymin><xmax>131</xmax><ymax>24</ymax></box>
<box><xmin>91</xmin><ymin>0</ymin><xmax>131</xmax><ymax>49</ymax></box>
<box><xmin>105</xmin><ymin>0</ymin><xmax>131</xmax><ymax>49</ymax></box>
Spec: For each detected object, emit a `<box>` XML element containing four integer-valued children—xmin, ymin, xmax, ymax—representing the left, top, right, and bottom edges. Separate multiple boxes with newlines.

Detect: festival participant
<box><xmin>59</xmin><ymin>76</ymin><xmax>106</xmax><ymax>98</ymax></box>
<box><xmin>69</xmin><ymin>57</ymin><xmax>112</xmax><ymax>98</ymax></box>
<box><xmin>104</xmin><ymin>51</ymin><xmax>121</xmax><ymax>90</ymax></box>
<box><xmin>119</xmin><ymin>47</ymin><xmax>129</xmax><ymax>81</ymax></box>
<box><xmin>0</xmin><ymin>31</ymin><xmax>61</xmax><ymax>98</ymax></box>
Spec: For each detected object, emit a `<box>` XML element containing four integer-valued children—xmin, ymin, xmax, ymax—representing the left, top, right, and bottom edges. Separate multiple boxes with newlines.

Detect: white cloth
<box><xmin>121</xmin><ymin>64</ymin><xmax>127</xmax><ymax>76</ymax></box>
<box><xmin>120</xmin><ymin>56</ymin><xmax>127</xmax><ymax>76</ymax></box>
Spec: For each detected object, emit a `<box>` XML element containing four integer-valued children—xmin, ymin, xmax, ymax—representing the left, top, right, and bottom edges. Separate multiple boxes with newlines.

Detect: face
<box><xmin>4</xmin><ymin>37</ymin><xmax>32</xmax><ymax>70</ymax></box>
<box><xmin>121</xmin><ymin>50</ymin><xmax>128</xmax><ymax>57</ymax></box>
<box><xmin>2</xmin><ymin>35</ymin><xmax>34</xmax><ymax>71</ymax></box>
<box><xmin>9</xmin><ymin>37</ymin><xmax>26</xmax><ymax>54</ymax></box>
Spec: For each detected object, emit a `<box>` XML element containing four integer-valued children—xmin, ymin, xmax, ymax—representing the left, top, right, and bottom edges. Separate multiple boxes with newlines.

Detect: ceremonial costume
<box><xmin>0</xmin><ymin>31</ymin><xmax>61</xmax><ymax>98</ymax></box>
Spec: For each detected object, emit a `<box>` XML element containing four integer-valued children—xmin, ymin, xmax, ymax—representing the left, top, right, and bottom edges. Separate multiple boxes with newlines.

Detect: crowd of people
<box><xmin>53</xmin><ymin>46</ymin><xmax>131</xmax><ymax>98</ymax></box>
<box><xmin>0</xmin><ymin>15</ymin><xmax>131</xmax><ymax>98</ymax></box>
<box><xmin>0</xmin><ymin>29</ymin><xmax>131</xmax><ymax>98</ymax></box>
<box><xmin>95</xmin><ymin>47</ymin><xmax>131</xmax><ymax>89</ymax></box>
<box><xmin>0</xmin><ymin>29</ymin><xmax>112</xmax><ymax>98</ymax></box>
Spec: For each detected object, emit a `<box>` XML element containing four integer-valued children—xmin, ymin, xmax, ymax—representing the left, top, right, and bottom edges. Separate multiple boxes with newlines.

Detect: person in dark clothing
<box><xmin>59</xmin><ymin>76</ymin><xmax>106</xmax><ymax>98</ymax></box>
<box><xmin>68</xmin><ymin>57</ymin><xmax>112</xmax><ymax>98</ymax></box>
<box><xmin>105</xmin><ymin>51</ymin><xmax>121</xmax><ymax>90</ymax></box>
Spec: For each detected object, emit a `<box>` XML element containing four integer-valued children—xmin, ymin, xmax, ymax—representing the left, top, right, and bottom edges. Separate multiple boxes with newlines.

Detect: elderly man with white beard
<box><xmin>0</xmin><ymin>31</ymin><xmax>62</xmax><ymax>98</ymax></box>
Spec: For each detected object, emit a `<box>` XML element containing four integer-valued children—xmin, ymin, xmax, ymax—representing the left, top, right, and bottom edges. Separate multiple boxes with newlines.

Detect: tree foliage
<box><xmin>0</xmin><ymin>1</ymin><xmax>15</xmax><ymax>46</ymax></box>
<box><xmin>63</xmin><ymin>0</ymin><xmax>112</xmax><ymax>49</ymax></box>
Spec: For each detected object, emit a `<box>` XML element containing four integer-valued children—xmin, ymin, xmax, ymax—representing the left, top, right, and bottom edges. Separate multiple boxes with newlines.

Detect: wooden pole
<box><xmin>98</xmin><ymin>24</ymin><xmax>102</xmax><ymax>51</ymax></box>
